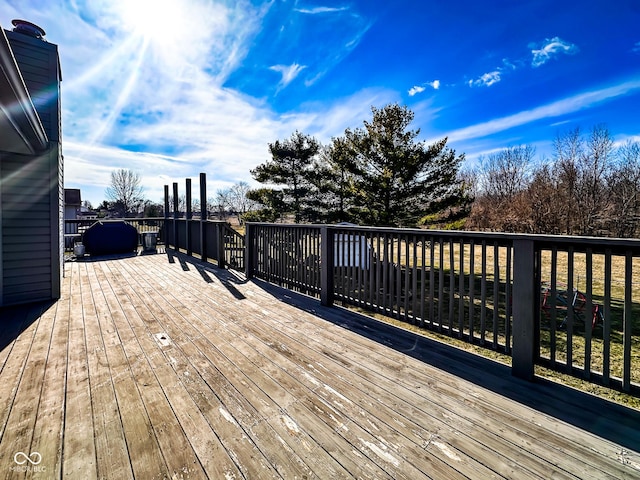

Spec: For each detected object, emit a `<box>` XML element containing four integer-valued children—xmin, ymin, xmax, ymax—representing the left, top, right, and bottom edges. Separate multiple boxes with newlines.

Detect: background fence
<box><xmin>64</xmin><ymin>218</ymin><xmax>166</xmax><ymax>252</ymax></box>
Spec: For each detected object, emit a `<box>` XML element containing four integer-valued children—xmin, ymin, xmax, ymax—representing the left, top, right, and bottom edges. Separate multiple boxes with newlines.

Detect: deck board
<box><xmin>1</xmin><ymin>252</ymin><xmax>640</xmax><ymax>479</ymax></box>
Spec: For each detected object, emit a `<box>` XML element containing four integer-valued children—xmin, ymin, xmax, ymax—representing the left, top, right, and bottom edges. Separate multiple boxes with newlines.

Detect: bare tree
<box><xmin>553</xmin><ymin>128</ymin><xmax>583</xmax><ymax>234</ymax></box>
<box><xmin>479</xmin><ymin>145</ymin><xmax>534</xmax><ymax>201</ymax></box>
<box><xmin>212</xmin><ymin>189</ymin><xmax>232</xmax><ymax>220</ymax></box>
<box><xmin>228</xmin><ymin>181</ymin><xmax>257</xmax><ymax>221</ymax></box>
<box><xmin>105</xmin><ymin>169</ymin><xmax>144</xmax><ymax>216</ymax></box>
<box><xmin>572</xmin><ymin>125</ymin><xmax>612</xmax><ymax>235</ymax></box>
<box><xmin>468</xmin><ymin>145</ymin><xmax>534</xmax><ymax>231</ymax></box>
<box><xmin>607</xmin><ymin>140</ymin><xmax>640</xmax><ymax>237</ymax></box>
<box><xmin>166</xmin><ymin>194</ymin><xmax>186</xmax><ymax>215</ymax></box>
<box><xmin>524</xmin><ymin>163</ymin><xmax>563</xmax><ymax>234</ymax></box>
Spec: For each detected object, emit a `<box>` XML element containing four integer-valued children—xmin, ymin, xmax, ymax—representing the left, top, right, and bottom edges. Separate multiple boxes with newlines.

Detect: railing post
<box><xmin>512</xmin><ymin>239</ymin><xmax>537</xmax><ymax>381</ymax></box>
<box><xmin>172</xmin><ymin>182</ymin><xmax>179</xmax><ymax>251</ymax></box>
<box><xmin>163</xmin><ymin>185</ymin><xmax>170</xmax><ymax>247</ymax></box>
<box><xmin>185</xmin><ymin>178</ymin><xmax>192</xmax><ymax>256</ymax></box>
<box><xmin>320</xmin><ymin>226</ymin><xmax>335</xmax><ymax>307</ymax></box>
<box><xmin>245</xmin><ymin>223</ymin><xmax>255</xmax><ymax>278</ymax></box>
<box><xmin>199</xmin><ymin>173</ymin><xmax>207</xmax><ymax>262</ymax></box>
<box><xmin>217</xmin><ymin>223</ymin><xmax>226</xmax><ymax>269</ymax></box>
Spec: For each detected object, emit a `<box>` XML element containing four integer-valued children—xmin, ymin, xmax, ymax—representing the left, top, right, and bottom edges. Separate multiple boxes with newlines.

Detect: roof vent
<box><xmin>11</xmin><ymin>19</ymin><xmax>46</xmax><ymax>40</ymax></box>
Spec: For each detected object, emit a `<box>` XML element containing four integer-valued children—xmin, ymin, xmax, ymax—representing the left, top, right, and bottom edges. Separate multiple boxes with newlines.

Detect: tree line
<box><xmin>101</xmin><ymin>107</ymin><xmax>640</xmax><ymax>239</ymax></box>
<box><xmin>466</xmin><ymin>125</ymin><xmax>640</xmax><ymax>238</ymax></box>
<box><xmin>100</xmin><ymin>171</ymin><xmax>257</xmax><ymax>220</ymax></box>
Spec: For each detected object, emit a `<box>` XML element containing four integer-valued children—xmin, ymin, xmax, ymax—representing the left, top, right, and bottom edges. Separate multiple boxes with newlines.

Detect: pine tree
<box><xmin>250</xmin><ymin>131</ymin><xmax>320</xmax><ymax>223</ymax></box>
<box><xmin>344</xmin><ymin>104</ymin><xmax>467</xmax><ymax>227</ymax></box>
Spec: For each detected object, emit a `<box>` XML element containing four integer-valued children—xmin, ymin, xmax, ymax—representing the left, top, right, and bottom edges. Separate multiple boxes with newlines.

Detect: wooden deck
<box><xmin>1</xmin><ymin>252</ymin><xmax>640</xmax><ymax>479</ymax></box>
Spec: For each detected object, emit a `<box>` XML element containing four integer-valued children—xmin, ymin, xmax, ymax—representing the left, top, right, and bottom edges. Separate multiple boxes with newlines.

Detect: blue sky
<box><xmin>2</xmin><ymin>0</ymin><xmax>639</xmax><ymax>206</ymax></box>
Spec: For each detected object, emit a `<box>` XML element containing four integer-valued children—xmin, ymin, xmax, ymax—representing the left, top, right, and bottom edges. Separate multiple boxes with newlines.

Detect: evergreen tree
<box><xmin>307</xmin><ymin>137</ymin><xmax>357</xmax><ymax>223</ymax></box>
<box><xmin>345</xmin><ymin>103</ymin><xmax>467</xmax><ymax>227</ymax></box>
<box><xmin>243</xmin><ymin>188</ymin><xmax>286</xmax><ymax>223</ymax></box>
<box><xmin>250</xmin><ymin>131</ymin><xmax>320</xmax><ymax>223</ymax></box>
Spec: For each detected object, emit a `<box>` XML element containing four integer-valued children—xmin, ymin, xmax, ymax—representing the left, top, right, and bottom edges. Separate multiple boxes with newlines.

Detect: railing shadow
<box><xmin>251</xmin><ymin>276</ymin><xmax>640</xmax><ymax>453</ymax></box>
<box><xmin>164</xmin><ymin>249</ymin><xmax>247</xmax><ymax>300</ymax></box>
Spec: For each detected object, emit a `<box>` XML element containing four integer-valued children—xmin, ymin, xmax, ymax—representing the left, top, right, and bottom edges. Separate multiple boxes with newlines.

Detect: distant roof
<box><xmin>64</xmin><ymin>188</ymin><xmax>81</xmax><ymax>205</ymax></box>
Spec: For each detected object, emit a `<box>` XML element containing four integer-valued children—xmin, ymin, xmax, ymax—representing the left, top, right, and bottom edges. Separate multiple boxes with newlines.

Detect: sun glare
<box><xmin>118</xmin><ymin>0</ymin><xmax>191</xmax><ymax>49</ymax></box>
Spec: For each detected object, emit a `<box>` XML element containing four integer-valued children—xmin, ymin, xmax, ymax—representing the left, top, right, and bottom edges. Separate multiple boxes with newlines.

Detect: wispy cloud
<box><xmin>295</xmin><ymin>6</ymin><xmax>349</xmax><ymax>14</ymax></box>
<box><xmin>531</xmin><ymin>37</ymin><xmax>579</xmax><ymax>67</ymax></box>
<box><xmin>443</xmin><ymin>79</ymin><xmax>640</xmax><ymax>143</ymax></box>
<box><xmin>408</xmin><ymin>80</ymin><xmax>439</xmax><ymax>96</ymax></box>
<box><xmin>270</xmin><ymin>63</ymin><xmax>307</xmax><ymax>90</ymax></box>
<box><xmin>469</xmin><ymin>70</ymin><xmax>501</xmax><ymax>87</ymax></box>
<box><xmin>467</xmin><ymin>38</ymin><xmax>576</xmax><ymax>88</ymax></box>
<box><xmin>633</xmin><ymin>41</ymin><xmax>640</xmax><ymax>53</ymax></box>
<box><xmin>468</xmin><ymin>58</ymin><xmax>519</xmax><ymax>88</ymax></box>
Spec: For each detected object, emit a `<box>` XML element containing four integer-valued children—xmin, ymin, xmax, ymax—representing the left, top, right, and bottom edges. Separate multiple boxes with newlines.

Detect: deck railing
<box><xmin>64</xmin><ymin>218</ymin><xmax>167</xmax><ymax>251</ymax></box>
<box><xmin>65</xmin><ymin>217</ymin><xmax>244</xmax><ymax>270</ymax></box>
<box><xmin>164</xmin><ymin>218</ymin><xmax>245</xmax><ymax>270</ymax></box>
<box><xmin>245</xmin><ymin>223</ymin><xmax>640</xmax><ymax>395</ymax></box>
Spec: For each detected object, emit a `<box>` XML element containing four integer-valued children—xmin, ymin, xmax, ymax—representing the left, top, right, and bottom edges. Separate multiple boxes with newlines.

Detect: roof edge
<box><xmin>0</xmin><ymin>24</ymin><xmax>48</xmax><ymax>154</ymax></box>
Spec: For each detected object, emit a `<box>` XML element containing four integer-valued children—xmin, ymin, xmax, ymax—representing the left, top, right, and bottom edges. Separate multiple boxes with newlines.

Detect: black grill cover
<box><xmin>83</xmin><ymin>221</ymin><xmax>138</xmax><ymax>255</ymax></box>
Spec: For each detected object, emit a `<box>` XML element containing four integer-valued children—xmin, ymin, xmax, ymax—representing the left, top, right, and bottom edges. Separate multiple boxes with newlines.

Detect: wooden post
<box><xmin>512</xmin><ymin>239</ymin><xmax>537</xmax><ymax>381</ymax></box>
<box><xmin>163</xmin><ymin>185</ymin><xmax>169</xmax><ymax>247</ymax></box>
<box><xmin>185</xmin><ymin>178</ymin><xmax>192</xmax><ymax>256</ymax></box>
<box><xmin>245</xmin><ymin>222</ymin><xmax>254</xmax><ymax>278</ymax></box>
<box><xmin>172</xmin><ymin>182</ymin><xmax>179</xmax><ymax>251</ymax></box>
<box><xmin>320</xmin><ymin>226</ymin><xmax>335</xmax><ymax>307</ymax></box>
<box><xmin>199</xmin><ymin>173</ymin><xmax>207</xmax><ymax>262</ymax></box>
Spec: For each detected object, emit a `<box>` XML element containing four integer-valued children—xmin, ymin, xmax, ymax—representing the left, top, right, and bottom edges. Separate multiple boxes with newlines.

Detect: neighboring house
<box><xmin>64</xmin><ymin>188</ymin><xmax>81</xmax><ymax>221</ymax></box>
<box><xmin>0</xmin><ymin>20</ymin><xmax>63</xmax><ymax>307</ymax></box>
<box><xmin>78</xmin><ymin>208</ymin><xmax>98</xmax><ymax>221</ymax></box>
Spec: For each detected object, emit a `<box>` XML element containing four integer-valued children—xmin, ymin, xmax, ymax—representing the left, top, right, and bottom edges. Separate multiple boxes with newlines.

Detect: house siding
<box><xmin>0</xmin><ymin>148</ymin><xmax>60</xmax><ymax>305</ymax></box>
<box><xmin>0</xmin><ymin>28</ymin><xmax>62</xmax><ymax>307</ymax></box>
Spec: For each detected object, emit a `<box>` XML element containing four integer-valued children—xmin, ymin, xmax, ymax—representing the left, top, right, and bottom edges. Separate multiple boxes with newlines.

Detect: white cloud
<box><xmin>295</xmin><ymin>6</ymin><xmax>349</xmax><ymax>14</ymax></box>
<box><xmin>469</xmin><ymin>71</ymin><xmax>501</xmax><ymax>87</ymax></box>
<box><xmin>531</xmin><ymin>37</ymin><xmax>579</xmax><ymax>67</ymax></box>
<box><xmin>633</xmin><ymin>41</ymin><xmax>640</xmax><ymax>53</ymax></box>
<box><xmin>408</xmin><ymin>80</ymin><xmax>439</xmax><ymax>96</ymax></box>
<box><xmin>613</xmin><ymin>135</ymin><xmax>640</xmax><ymax>149</ymax></box>
<box><xmin>441</xmin><ymin>79</ymin><xmax>640</xmax><ymax>144</ymax></box>
<box><xmin>270</xmin><ymin>63</ymin><xmax>307</xmax><ymax>90</ymax></box>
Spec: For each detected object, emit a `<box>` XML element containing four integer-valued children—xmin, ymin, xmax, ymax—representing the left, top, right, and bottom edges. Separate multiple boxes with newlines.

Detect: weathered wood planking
<box><xmin>0</xmin><ymin>252</ymin><xmax>639</xmax><ymax>479</ymax></box>
<box><xmin>86</xmin><ymin>260</ymin><xmax>169</xmax><ymax>480</ymax></box>
<box><xmin>139</xmin><ymin>255</ymin><xmax>624</xmax><ymax>480</ymax></box>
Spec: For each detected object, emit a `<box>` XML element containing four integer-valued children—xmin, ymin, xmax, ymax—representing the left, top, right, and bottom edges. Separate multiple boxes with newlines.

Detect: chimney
<box><xmin>11</xmin><ymin>19</ymin><xmax>46</xmax><ymax>40</ymax></box>
<box><xmin>5</xmin><ymin>20</ymin><xmax>60</xmax><ymax>142</ymax></box>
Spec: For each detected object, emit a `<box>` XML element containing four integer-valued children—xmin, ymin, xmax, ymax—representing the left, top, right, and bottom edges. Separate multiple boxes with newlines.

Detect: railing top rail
<box><xmin>245</xmin><ymin>222</ymin><xmax>640</xmax><ymax>254</ymax></box>
<box><xmin>65</xmin><ymin>217</ymin><xmax>166</xmax><ymax>223</ymax></box>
